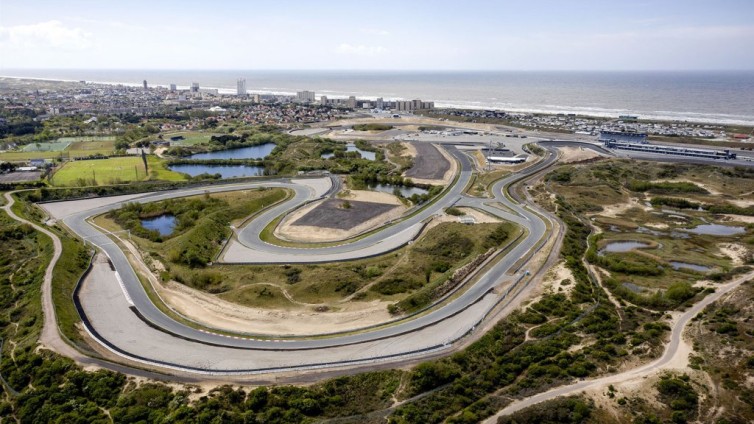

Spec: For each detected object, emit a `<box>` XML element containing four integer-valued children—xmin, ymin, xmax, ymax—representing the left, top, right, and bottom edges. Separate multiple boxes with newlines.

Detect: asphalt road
<box><xmin>40</xmin><ymin>144</ymin><xmax>561</xmax><ymax>375</ymax></box>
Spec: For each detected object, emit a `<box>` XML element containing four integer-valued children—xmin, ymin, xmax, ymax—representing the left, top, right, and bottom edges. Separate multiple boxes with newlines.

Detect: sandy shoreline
<box><xmin>3</xmin><ymin>74</ymin><xmax>752</xmax><ymax>126</ymax></box>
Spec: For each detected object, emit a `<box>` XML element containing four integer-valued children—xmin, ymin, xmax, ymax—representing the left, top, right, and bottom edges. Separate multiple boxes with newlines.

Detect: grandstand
<box><xmin>603</xmin><ymin>140</ymin><xmax>737</xmax><ymax>160</ymax></box>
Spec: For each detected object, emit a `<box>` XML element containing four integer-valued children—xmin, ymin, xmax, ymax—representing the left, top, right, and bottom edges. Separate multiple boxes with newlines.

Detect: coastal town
<box><xmin>2</xmin><ymin>77</ymin><xmax>749</xmax><ymax>157</ymax></box>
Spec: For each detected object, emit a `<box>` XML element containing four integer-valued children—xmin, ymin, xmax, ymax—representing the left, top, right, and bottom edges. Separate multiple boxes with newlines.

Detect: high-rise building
<box><xmin>296</xmin><ymin>90</ymin><xmax>316</xmax><ymax>103</ymax></box>
<box><xmin>191</xmin><ymin>82</ymin><xmax>200</xmax><ymax>93</ymax></box>
<box><xmin>347</xmin><ymin>96</ymin><xmax>357</xmax><ymax>109</ymax></box>
<box><xmin>320</xmin><ymin>95</ymin><xmax>328</xmax><ymax>105</ymax></box>
<box><xmin>143</xmin><ymin>80</ymin><xmax>148</xmax><ymax>90</ymax></box>
<box><xmin>376</xmin><ymin>97</ymin><xmax>384</xmax><ymax>109</ymax></box>
<box><xmin>169</xmin><ymin>84</ymin><xmax>177</xmax><ymax>92</ymax></box>
<box><xmin>237</xmin><ymin>78</ymin><xmax>246</xmax><ymax>96</ymax></box>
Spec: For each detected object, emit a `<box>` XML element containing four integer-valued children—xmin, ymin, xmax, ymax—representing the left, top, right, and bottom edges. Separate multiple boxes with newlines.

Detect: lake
<box><xmin>685</xmin><ymin>224</ymin><xmax>745</xmax><ymax>236</ymax></box>
<box><xmin>169</xmin><ymin>164</ymin><xmax>264</xmax><ymax>178</ymax></box>
<box><xmin>187</xmin><ymin>143</ymin><xmax>276</xmax><ymax>160</ymax></box>
<box><xmin>669</xmin><ymin>261</ymin><xmax>711</xmax><ymax>272</ymax></box>
<box><xmin>600</xmin><ymin>241</ymin><xmax>651</xmax><ymax>254</ymax></box>
<box><xmin>140</xmin><ymin>214</ymin><xmax>177</xmax><ymax>236</ymax></box>
<box><xmin>322</xmin><ymin>144</ymin><xmax>376</xmax><ymax>161</ymax></box>
<box><xmin>368</xmin><ymin>183</ymin><xmax>429</xmax><ymax>198</ymax></box>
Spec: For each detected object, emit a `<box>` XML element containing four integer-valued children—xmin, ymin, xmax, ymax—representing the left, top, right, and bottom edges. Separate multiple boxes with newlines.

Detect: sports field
<box><xmin>0</xmin><ymin>136</ymin><xmax>117</xmax><ymax>161</ymax></box>
<box><xmin>50</xmin><ymin>156</ymin><xmax>186</xmax><ymax>186</ymax></box>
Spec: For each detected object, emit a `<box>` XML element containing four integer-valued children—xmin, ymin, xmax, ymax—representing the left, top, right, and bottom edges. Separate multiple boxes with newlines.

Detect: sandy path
<box><xmin>483</xmin><ymin>269</ymin><xmax>754</xmax><ymax>422</ymax></box>
<box><xmin>1</xmin><ymin>193</ymin><xmax>121</xmax><ymax>374</ymax></box>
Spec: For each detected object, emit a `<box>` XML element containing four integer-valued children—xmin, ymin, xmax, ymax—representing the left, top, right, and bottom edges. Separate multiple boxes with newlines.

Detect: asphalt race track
<box><xmin>41</xmin><ymin>140</ymin><xmax>749</xmax><ymax>375</ymax></box>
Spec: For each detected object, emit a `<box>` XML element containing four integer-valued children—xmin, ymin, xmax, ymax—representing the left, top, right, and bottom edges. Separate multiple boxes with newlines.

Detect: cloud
<box><xmin>0</xmin><ymin>20</ymin><xmax>93</xmax><ymax>50</ymax></box>
<box><xmin>336</xmin><ymin>43</ymin><xmax>387</xmax><ymax>56</ymax></box>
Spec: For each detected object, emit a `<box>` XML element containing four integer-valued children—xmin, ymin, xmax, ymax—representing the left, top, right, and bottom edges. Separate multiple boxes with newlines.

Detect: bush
<box><xmin>445</xmin><ymin>207</ymin><xmax>465</xmax><ymax>216</ymax></box>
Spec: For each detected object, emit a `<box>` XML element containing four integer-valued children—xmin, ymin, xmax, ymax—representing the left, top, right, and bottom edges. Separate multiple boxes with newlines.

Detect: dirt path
<box><xmin>1</xmin><ymin>192</ymin><xmax>103</xmax><ymax>367</ymax></box>
<box><xmin>483</xmin><ymin>268</ymin><xmax>754</xmax><ymax>422</ymax></box>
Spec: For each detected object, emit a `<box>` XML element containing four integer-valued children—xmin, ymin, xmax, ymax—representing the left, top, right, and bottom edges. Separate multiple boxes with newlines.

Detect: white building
<box><xmin>237</xmin><ymin>78</ymin><xmax>246</xmax><ymax>96</ymax></box>
<box><xmin>296</xmin><ymin>90</ymin><xmax>316</xmax><ymax>103</ymax></box>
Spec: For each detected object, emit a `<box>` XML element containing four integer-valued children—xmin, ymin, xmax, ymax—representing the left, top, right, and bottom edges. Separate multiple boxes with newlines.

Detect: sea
<box><xmin>2</xmin><ymin>69</ymin><xmax>753</xmax><ymax>125</ymax></box>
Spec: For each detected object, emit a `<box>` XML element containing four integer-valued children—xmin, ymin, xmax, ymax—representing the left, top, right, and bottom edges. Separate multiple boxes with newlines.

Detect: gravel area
<box><xmin>292</xmin><ymin>198</ymin><xmax>398</xmax><ymax>230</ymax></box>
<box><xmin>404</xmin><ymin>142</ymin><xmax>449</xmax><ymax>180</ymax></box>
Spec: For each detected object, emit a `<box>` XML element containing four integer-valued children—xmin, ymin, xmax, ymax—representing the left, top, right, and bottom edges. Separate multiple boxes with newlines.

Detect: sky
<box><xmin>0</xmin><ymin>0</ymin><xmax>753</xmax><ymax>71</ymax></box>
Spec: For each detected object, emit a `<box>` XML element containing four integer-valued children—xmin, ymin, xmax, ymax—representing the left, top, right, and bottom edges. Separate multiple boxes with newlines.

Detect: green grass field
<box><xmin>68</xmin><ymin>140</ymin><xmax>116</xmax><ymax>156</ymax></box>
<box><xmin>50</xmin><ymin>156</ymin><xmax>186</xmax><ymax>186</ymax></box>
<box><xmin>163</xmin><ymin>131</ymin><xmax>216</xmax><ymax>146</ymax></box>
<box><xmin>0</xmin><ymin>150</ymin><xmax>65</xmax><ymax>161</ymax></box>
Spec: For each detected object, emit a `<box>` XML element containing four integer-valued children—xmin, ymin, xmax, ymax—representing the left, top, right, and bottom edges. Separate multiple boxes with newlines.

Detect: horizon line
<box><xmin>2</xmin><ymin>68</ymin><xmax>754</xmax><ymax>73</ymax></box>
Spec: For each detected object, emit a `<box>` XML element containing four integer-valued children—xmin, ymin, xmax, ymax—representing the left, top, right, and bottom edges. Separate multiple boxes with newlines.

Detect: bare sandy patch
<box><xmin>523</xmin><ymin>259</ymin><xmax>576</xmax><ymax>309</ymax></box>
<box><xmin>559</xmin><ymin>146</ymin><xmax>601</xmax><ymax>163</ymax></box>
<box><xmin>727</xmin><ymin>198</ymin><xmax>754</xmax><ymax>207</ymax></box>
<box><xmin>645</xmin><ymin>222</ymin><xmax>669</xmax><ymax>230</ymax></box>
<box><xmin>341</xmin><ymin>189</ymin><xmax>404</xmax><ymax>205</ymax></box>
<box><xmin>159</xmin><ymin>280</ymin><xmax>394</xmax><ymax>336</ymax></box>
<box><xmin>596</xmin><ymin>197</ymin><xmax>651</xmax><ymax>218</ymax></box>
<box><xmin>717</xmin><ymin>243</ymin><xmax>748</xmax><ymax>266</ymax></box>
<box><xmin>402</xmin><ymin>141</ymin><xmax>417</xmax><ymax>158</ymax></box>
<box><xmin>425</xmin><ymin>207</ymin><xmax>501</xmax><ymax>231</ymax></box>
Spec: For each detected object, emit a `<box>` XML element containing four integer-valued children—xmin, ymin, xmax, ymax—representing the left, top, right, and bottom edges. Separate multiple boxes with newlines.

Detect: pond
<box><xmin>368</xmin><ymin>183</ymin><xmax>429</xmax><ymax>198</ymax></box>
<box><xmin>321</xmin><ymin>144</ymin><xmax>376</xmax><ymax>161</ymax></box>
<box><xmin>169</xmin><ymin>164</ymin><xmax>265</xmax><ymax>179</ymax></box>
<box><xmin>187</xmin><ymin>143</ymin><xmax>276</xmax><ymax>160</ymax></box>
<box><xmin>140</xmin><ymin>214</ymin><xmax>177</xmax><ymax>236</ymax></box>
<box><xmin>685</xmin><ymin>224</ymin><xmax>745</xmax><ymax>236</ymax></box>
<box><xmin>669</xmin><ymin>261</ymin><xmax>711</xmax><ymax>272</ymax></box>
<box><xmin>599</xmin><ymin>240</ymin><xmax>651</xmax><ymax>254</ymax></box>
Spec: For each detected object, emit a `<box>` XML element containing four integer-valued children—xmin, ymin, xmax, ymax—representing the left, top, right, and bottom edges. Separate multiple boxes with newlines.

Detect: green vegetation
<box><xmin>51</xmin><ymin>235</ymin><xmax>92</xmax><ymax>345</ymax></box>
<box><xmin>0</xmin><ymin>211</ymin><xmax>50</xmax><ymax>381</ymax></box>
<box><xmin>496</xmin><ymin>396</ymin><xmax>593</xmax><ymax>424</ymax></box>
<box><xmin>108</xmin><ymin>189</ymin><xmax>288</xmax><ymax>269</ymax></box>
<box><xmin>0</xmin><ymin>156</ymin><xmax>716</xmax><ymax>423</ymax></box>
<box><xmin>108</xmin><ymin>195</ymin><xmax>226</xmax><ymax>242</ymax></box>
<box><xmin>385</xmin><ymin>141</ymin><xmax>414</xmax><ymax>172</ymax></box>
<box><xmin>655</xmin><ymin>374</ymin><xmax>698</xmax><ymax>423</ymax></box>
<box><xmin>50</xmin><ymin>156</ymin><xmax>186</xmax><ymax>186</ymax></box>
<box><xmin>626</xmin><ymin>180</ymin><xmax>707</xmax><ymax>194</ymax></box>
<box><xmin>104</xmin><ymin>199</ymin><xmax>518</xmax><ymax>307</ymax></box>
<box><xmin>445</xmin><ymin>207</ymin><xmax>465</xmax><ymax>216</ymax></box>
<box><xmin>162</xmin><ymin>131</ymin><xmax>216</xmax><ymax>146</ymax></box>
<box><xmin>353</xmin><ymin>123</ymin><xmax>394</xmax><ymax>131</ymax></box>
<box><xmin>539</xmin><ymin>159</ymin><xmax>754</xmax><ymax>310</ymax></box>
<box><xmin>689</xmin><ymin>280</ymin><xmax>754</xmax><ymax>423</ymax></box>
<box><xmin>467</xmin><ymin>168</ymin><xmax>511</xmax><ymax>197</ymax></box>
